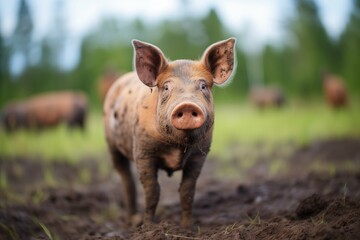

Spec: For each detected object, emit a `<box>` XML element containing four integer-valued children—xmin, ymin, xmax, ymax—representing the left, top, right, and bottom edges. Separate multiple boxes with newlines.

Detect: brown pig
<box><xmin>322</xmin><ymin>74</ymin><xmax>348</xmax><ymax>109</ymax></box>
<box><xmin>98</xmin><ymin>68</ymin><xmax>120</xmax><ymax>104</ymax></box>
<box><xmin>103</xmin><ymin>38</ymin><xmax>236</xmax><ymax>227</ymax></box>
<box><xmin>1</xmin><ymin>91</ymin><xmax>88</xmax><ymax>131</ymax></box>
<box><xmin>249</xmin><ymin>86</ymin><xmax>285</xmax><ymax>109</ymax></box>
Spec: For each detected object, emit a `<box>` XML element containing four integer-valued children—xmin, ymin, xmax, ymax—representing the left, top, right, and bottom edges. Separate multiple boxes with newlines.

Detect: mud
<box><xmin>1</xmin><ymin>138</ymin><xmax>360</xmax><ymax>239</ymax></box>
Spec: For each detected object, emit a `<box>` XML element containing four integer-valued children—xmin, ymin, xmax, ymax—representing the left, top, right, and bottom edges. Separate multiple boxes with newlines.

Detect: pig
<box><xmin>98</xmin><ymin>69</ymin><xmax>120</xmax><ymax>104</ymax></box>
<box><xmin>103</xmin><ymin>38</ymin><xmax>236</xmax><ymax>227</ymax></box>
<box><xmin>0</xmin><ymin>103</ymin><xmax>26</xmax><ymax>131</ymax></box>
<box><xmin>249</xmin><ymin>86</ymin><xmax>285</xmax><ymax>109</ymax></box>
<box><xmin>1</xmin><ymin>91</ymin><xmax>88</xmax><ymax>131</ymax></box>
<box><xmin>322</xmin><ymin>73</ymin><xmax>348</xmax><ymax>109</ymax></box>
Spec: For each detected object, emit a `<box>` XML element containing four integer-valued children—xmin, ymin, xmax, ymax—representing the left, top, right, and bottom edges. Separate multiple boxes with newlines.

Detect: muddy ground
<box><xmin>1</xmin><ymin>138</ymin><xmax>360</xmax><ymax>239</ymax></box>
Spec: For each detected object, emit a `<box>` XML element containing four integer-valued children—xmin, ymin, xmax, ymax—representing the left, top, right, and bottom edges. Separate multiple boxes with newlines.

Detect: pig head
<box><xmin>104</xmin><ymin>38</ymin><xmax>236</xmax><ymax>227</ymax></box>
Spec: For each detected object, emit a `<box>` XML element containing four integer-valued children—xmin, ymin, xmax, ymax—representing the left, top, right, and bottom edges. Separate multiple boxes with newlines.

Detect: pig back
<box><xmin>104</xmin><ymin>72</ymin><xmax>149</xmax><ymax>160</ymax></box>
<box><xmin>25</xmin><ymin>92</ymin><xmax>87</xmax><ymax>128</ymax></box>
<box><xmin>323</xmin><ymin>76</ymin><xmax>347</xmax><ymax>108</ymax></box>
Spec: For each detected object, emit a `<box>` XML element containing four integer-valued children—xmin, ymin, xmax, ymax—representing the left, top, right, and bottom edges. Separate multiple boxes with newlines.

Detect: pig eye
<box><xmin>163</xmin><ymin>81</ymin><xmax>173</xmax><ymax>91</ymax></box>
<box><xmin>199</xmin><ymin>81</ymin><xmax>208</xmax><ymax>91</ymax></box>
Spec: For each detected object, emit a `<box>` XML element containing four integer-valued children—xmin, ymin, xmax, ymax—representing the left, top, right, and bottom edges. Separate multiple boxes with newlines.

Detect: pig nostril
<box><xmin>192</xmin><ymin>112</ymin><xmax>198</xmax><ymax>117</ymax></box>
<box><xmin>177</xmin><ymin>112</ymin><xmax>183</xmax><ymax>118</ymax></box>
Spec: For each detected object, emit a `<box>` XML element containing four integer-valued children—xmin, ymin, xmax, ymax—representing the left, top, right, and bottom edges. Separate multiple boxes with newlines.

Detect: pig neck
<box><xmin>137</xmin><ymin>86</ymin><xmax>166</xmax><ymax>142</ymax></box>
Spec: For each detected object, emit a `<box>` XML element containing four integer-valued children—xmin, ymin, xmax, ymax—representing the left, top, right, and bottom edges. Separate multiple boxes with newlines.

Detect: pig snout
<box><xmin>170</xmin><ymin>102</ymin><xmax>205</xmax><ymax>130</ymax></box>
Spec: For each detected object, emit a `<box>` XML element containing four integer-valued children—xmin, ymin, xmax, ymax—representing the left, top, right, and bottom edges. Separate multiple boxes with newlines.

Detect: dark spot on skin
<box><xmin>143</xmin><ymin>105</ymin><xmax>149</xmax><ymax>109</ymax></box>
<box><xmin>165</xmin><ymin>124</ymin><xmax>172</xmax><ymax>134</ymax></box>
<box><xmin>226</xmin><ymin>47</ymin><xmax>234</xmax><ymax>70</ymax></box>
<box><xmin>122</xmin><ymin>105</ymin><xmax>128</xmax><ymax>118</ymax></box>
<box><xmin>114</xmin><ymin>111</ymin><xmax>118</xmax><ymax>119</ymax></box>
<box><xmin>128</xmin><ymin>90</ymin><xmax>132</xmax><ymax>94</ymax></box>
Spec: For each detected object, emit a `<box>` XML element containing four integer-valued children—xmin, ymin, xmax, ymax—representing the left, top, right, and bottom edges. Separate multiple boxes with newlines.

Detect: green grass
<box><xmin>211</xmin><ymin>100</ymin><xmax>360</xmax><ymax>156</ymax></box>
<box><xmin>0</xmin><ymin>100</ymin><xmax>359</xmax><ymax>161</ymax></box>
<box><xmin>0</xmin><ymin>112</ymin><xmax>106</xmax><ymax>162</ymax></box>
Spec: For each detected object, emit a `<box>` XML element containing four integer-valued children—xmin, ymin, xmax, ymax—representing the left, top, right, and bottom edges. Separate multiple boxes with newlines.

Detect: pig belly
<box><xmin>161</xmin><ymin>149</ymin><xmax>183</xmax><ymax>169</ymax></box>
<box><xmin>157</xmin><ymin>148</ymin><xmax>185</xmax><ymax>176</ymax></box>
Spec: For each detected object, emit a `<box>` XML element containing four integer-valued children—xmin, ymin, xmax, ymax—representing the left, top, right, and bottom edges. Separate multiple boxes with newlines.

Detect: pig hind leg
<box><xmin>68</xmin><ymin>105</ymin><xmax>87</xmax><ymax>130</ymax></box>
<box><xmin>135</xmin><ymin>158</ymin><xmax>160</xmax><ymax>224</ymax></box>
<box><xmin>110</xmin><ymin>148</ymin><xmax>137</xmax><ymax>223</ymax></box>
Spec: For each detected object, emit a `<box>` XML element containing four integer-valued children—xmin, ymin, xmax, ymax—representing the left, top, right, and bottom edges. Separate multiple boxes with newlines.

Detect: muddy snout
<box><xmin>170</xmin><ymin>102</ymin><xmax>205</xmax><ymax>130</ymax></box>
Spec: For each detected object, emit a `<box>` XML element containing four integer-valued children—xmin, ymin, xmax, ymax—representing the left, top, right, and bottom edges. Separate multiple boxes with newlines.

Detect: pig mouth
<box><xmin>164</xmin><ymin>124</ymin><xmax>208</xmax><ymax>145</ymax></box>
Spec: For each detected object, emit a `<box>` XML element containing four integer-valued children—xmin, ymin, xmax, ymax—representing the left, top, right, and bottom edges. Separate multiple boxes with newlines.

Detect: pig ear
<box><xmin>201</xmin><ymin>38</ymin><xmax>236</xmax><ymax>85</ymax></box>
<box><xmin>132</xmin><ymin>40</ymin><xmax>168</xmax><ymax>87</ymax></box>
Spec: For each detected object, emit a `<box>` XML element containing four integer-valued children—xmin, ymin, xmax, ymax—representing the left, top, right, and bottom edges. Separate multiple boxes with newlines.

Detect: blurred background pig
<box><xmin>97</xmin><ymin>68</ymin><xmax>120</xmax><ymax>104</ymax></box>
<box><xmin>249</xmin><ymin>86</ymin><xmax>285</xmax><ymax>109</ymax></box>
<box><xmin>1</xmin><ymin>91</ymin><xmax>88</xmax><ymax>131</ymax></box>
<box><xmin>322</xmin><ymin>73</ymin><xmax>348</xmax><ymax>109</ymax></box>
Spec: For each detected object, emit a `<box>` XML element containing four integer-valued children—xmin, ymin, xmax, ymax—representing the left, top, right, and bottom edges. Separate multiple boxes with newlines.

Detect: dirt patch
<box><xmin>1</xmin><ymin>138</ymin><xmax>360</xmax><ymax>239</ymax></box>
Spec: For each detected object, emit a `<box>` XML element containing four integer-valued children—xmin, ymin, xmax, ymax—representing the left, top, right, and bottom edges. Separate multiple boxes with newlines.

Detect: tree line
<box><xmin>0</xmin><ymin>0</ymin><xmax>359</xmax><ymax>108</ymax></box>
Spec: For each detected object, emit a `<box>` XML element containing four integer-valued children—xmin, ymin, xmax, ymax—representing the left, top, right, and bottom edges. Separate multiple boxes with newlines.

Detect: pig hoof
<box><xmin>130</xmin><ymin>213</ymin><xmax>143</xmax><ymax>227</ymax></box>
<box><xmin>181</xmin><ymin>220</ymin><xmax>191</xmax><ymax>228</ymax></box>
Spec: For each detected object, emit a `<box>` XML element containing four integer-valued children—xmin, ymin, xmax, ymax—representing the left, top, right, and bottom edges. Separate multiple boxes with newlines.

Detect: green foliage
<box><xmin>281</xmin><ymin>0</ymin><xmax>333</xmax><ymax>95</ymax></box>
<box><xmin>340</xmin><ymin>0</ymin><xmax>360</xmax><ymax>95</ymax></box>
<box><xmin>1</xmin><ymin>1</ymin><xmax>360</xmax><ymax>109</ymax></box>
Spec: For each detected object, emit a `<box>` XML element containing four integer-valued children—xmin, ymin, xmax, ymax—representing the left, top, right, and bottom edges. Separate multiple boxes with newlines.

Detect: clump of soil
<box><xmin>0</xmin><ymin>138</ymin><xmax>360</xmax><ymax>239</ymax></box>
<box><xmin>295</xmin><ymin>194</ymin><xmax>329</xmax><ymax>219</ymax></box>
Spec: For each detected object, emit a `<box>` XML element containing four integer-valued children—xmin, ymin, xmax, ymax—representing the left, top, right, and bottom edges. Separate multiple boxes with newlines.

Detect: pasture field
<box><xmin>1</xmin><ymin>99</ymin><xmax>360</xmax><ymax>239</ymax></box>
<box><xmin>1</xmin><ymin>99</ymin><xmax>359</xmax><ymax>160</ymax></box>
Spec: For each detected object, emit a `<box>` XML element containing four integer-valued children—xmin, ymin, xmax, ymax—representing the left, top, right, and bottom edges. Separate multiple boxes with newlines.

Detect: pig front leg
<box><xmin>179</xmin><ymin>154</ymin><xmax>206</xmax><ymax>228</ymax></box>
<box><xmin>135</xmin><ymin>156</ymin><xmax>160</xmax><ymax>225</ymax></box>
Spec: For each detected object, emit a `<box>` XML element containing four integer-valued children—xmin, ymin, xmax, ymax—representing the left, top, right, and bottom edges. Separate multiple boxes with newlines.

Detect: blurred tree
<box><xmin>263</xmin><ymin>44</ymin><xmax>286</xmax><ymax>88</ymax></box>
<box><xmin>10</xmin><ymin>0</ymin><xmax>34</xmax><ymax>74</ymax></box>
<box><xmin>45</xmin><ymin>0</ymin><xmax>67</xmax><ymax>70</ymax></box>
<box><xmin>285</xmin><ymin>0</ymin><xmax>332</xmax><ymax>96</ymax></box>
<box><xmin>72</xmin><ymin>17</ymin><xmax>135</xmax><ymax>107</ymax></box>
<box><xmin>156</xmin><ymin>19</ymin><xmax>199</xmax><ymax>59</ymax></box>
<box><xmin>0</xmin><ymin>13</ymin><xmax>10</xmax><ymax>105</ymax></box>
<box><xmin>340</xmin><ymin>0</ymin><xmax>360</xmax><ymax>94</ymax></box>
<box><xmin>201</xmin><ymin>8</ymin><xmax>227</xmax><ymax>46</ymax></box>
<box><xmin>0</xmin><ymin>12</ymin><xmax>9</xmax><ymax>81</ymax></box>
<box><xmin>6</xmin><ymin>0</ymin><xmax>70</xmax><ymax>100</ymax></box>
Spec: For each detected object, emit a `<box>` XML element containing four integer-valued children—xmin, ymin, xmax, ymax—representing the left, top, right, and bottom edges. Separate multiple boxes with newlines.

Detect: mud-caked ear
<box><xmin>132</xmin><ymin>40</ymin><xmax>168</xmax><ymax>87</ymax></box>
<box><xmin>201</xmin><ymin>38</ymin><xmax>236</xmax><ymax>85</ymax></box>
